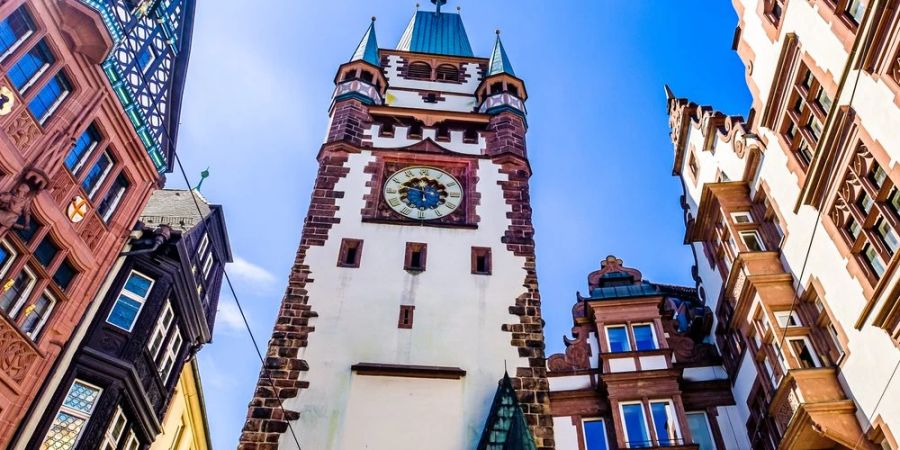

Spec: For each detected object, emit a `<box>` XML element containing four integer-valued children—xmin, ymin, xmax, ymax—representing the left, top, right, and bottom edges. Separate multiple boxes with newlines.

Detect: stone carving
<box><xmin>0</xmin><ymin>317</ymin><xmax>38</xmax><ymax>384</ymax></box>
<box><xmin>0</xmin><ymin>167</ymin><xmax>49</xmax><ymax>236</ymax></box>
<box><xmin>547</xmin><ymin>324</ymin><xmax>592</xmax><ymax>372</ymax></box>
<box><xmin>5</xmin><ymin>110</ymin><xmax>40</xmax><ymax>150</ymax></box>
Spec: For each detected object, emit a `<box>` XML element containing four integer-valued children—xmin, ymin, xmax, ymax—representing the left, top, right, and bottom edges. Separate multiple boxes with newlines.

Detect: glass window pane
<box><xmin>53</xmin><ymin>260</ymin><xmax>77</xmax><ymax>291</ymax></box>
<box><xmin>65</xmin><ymin>126</ymin><xmax>100</xmax><ymax>173</ymax></box>
<box><xmin>607</xmin><ymin>326</ymin><xmax>631</xmax><ymax>353</ymax></box>
<box><xmin>43</xmin><ymin>411</ymin><xmax>87</xmax><ymax>450</ymax></box>
<box><xmin>0</xmin><ymin>8</ymin><xmax>34</xmax><ymax>59</ymax></box>
<box><xmin>21</xmin><ymin>293</ymin><xmax>53</xmax><ymax>336</ymax></box>
<box><xmin>583</xmin><ymin>420</ymin><xmax>609</xmax><ymax>450</ymax></box>
<box><xmin>651</xmin><ymin>401</ymin><xmax>679</xmax><ymax>446</ymax></box>
<box><xmin>108</xmin><ymin>295</ymin><xmax>142</xmax><ymax>330</ymax></box>
<box><xmin>8</xmin><ymin>40</ymin><xmax>53</xmax><ymax>91</ymax></box>
<box><xmin>82</xmin><ymin>152</ymin><xmax>113</xmax><ymax>198</ymax></box>
<box><xmin>622</xmin><ymin>404</ymin><xmax>650</xmax><ymax>448</ymax></box>
<box><xmin>0</xmin><ymin>269</ymin><xmax>33</xmax><ymax>314</ymax></box>
<box><xmin>686</xmin><ymin>412</ymin><xmax>715</xmax><ymax>450</ymax></box>
<box><xmin>28</xmin><ymin>73</ymin><xmax>70</xmax><ymax>123</ymax></box>
<box><xmin>124</xmin><ymin>273</ymin><xmax>152</xmax><ymax>297</ymax></box>
<box><xmin>633</xmin><ymin>325</ymin><xmax>656</xmax><ymax>351</ymax></box>
<box><xmin>15</xmin><ymin>215</ymin><xmax>39</xmax><ymax>242</ymax></box>
<box><xmin>62</xmin><ymin>381</ymin><xmax>101</xmax><ymax>413</ymax></box>
<box><xmin>34</xmin><ymin>237</ymin><xmax>58</xmax><ymax>267</ymax></box>
<box><xmin>97</xmin><ymin>174</ymin><xmax>129</xmax><ymax>222</ymax></box>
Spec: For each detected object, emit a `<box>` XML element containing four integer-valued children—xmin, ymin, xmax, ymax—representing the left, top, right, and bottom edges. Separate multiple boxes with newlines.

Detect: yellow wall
<box><xmin>149</xmin><ymin>359</ymin><xmax>211</xmax><ymax>450</ymax></box>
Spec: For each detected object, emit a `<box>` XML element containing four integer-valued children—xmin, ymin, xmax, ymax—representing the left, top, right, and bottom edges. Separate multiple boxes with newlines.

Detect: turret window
<box><xmin>435</xmin><ymin>64</ymin><xmax>459</xmax><ymax>82</ymax></box>
<box><xmin>407</xmin><ymin>62</ymin><xmax>432</xmax><ymax>80</ymax></box>
<box><xmin>507</xmin><ymin>84</ymin><xmax>519</xmax><ymax>97</ymax></box>
<box><xmin>490</xmin><ymin>81</ymin><xmax>503</xmax><ymax>95</ymax></box>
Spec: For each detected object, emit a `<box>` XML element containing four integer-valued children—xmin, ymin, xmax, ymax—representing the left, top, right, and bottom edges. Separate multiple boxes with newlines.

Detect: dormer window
<box><xmin>407</xmin><ymin>62</ymin><xmax>432</xmax><ymax>80</ymax></box>
<box><xmin>436</xmin><ymin>64</ymin><xmax>459</xmax><ymax>82</ymax></box>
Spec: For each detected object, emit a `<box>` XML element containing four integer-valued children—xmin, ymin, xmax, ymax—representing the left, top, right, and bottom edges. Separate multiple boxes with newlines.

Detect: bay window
<box><xmin>632</xmin><ymin>324</ymin><xmax>657</xmax><ymax>351</ymax></box>
<box><xmin>41</xmin><ymin>380</ymin><xmax>103</xmax><ymax>450</ymax></box>
<box><xmin>107</xmin><ymin>271</ymin><xmax>153</xmax><ymax>331</ymax></box>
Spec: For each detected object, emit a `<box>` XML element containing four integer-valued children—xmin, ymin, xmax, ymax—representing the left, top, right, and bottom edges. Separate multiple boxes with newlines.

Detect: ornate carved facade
<box><xmin>0</xmin><ymin>0</ymin><xmax>197</xmax><ymax>447</ymax></box>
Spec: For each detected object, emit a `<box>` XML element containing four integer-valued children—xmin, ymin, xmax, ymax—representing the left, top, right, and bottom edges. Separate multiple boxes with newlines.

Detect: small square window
<box><xmin>404</xmin><ymin>242</ymin><xmax>427</xmax><ymax>271</ymax></box>
<box><xmin>739</xmin><ymin>231</ymin><xmax>766</xmax><ymax>252</ymax></box>
<box><xmin>398</xmin><ymin>305</ymin><xmax>415</xmax><ymax>329</ymax></box>
<box><xmin>471</xmin><ymin>247</ymin><xmax>492</xmax><ymax>275</ymax></box>
<box><xmin>731</xmin><ymin>212</ymin><xmax>753</xmax><ymax>224</ymax></box>
<box><xmin>774</xmin><ymin>310</ymin><xmax>801</xmax><ymax>328</ymax></box>
<box><xmin>337</xmin><ymin>238</ymin><xmax>363</xmax><ymax>268</ymax></box>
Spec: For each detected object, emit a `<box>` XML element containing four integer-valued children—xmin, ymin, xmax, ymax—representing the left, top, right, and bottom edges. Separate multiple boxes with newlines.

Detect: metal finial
<box><xmin>371</xmin><ymin>16</ymin><xmax>376</xmax><ymax>22</ymax></box>
<box><xmin>416</xmin><ymin>3</ymin><xmax>420</xmax><ymax>10</ymax></box>
<box><xmin>194</xmin><ymin>167</ymin><xmax>210</xmax><ymax>191</ymax></box>
<box><xmin>496</xmin><ymin>29</ymin><xmax>501</xmax><ymax>36</ymax></box>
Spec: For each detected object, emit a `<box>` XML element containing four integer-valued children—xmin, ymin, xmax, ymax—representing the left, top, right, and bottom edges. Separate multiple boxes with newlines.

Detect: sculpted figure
<box><xmin>0</xmin><ymin>168</ymin><xmax>47</xmax><ymax>236</ymax></box>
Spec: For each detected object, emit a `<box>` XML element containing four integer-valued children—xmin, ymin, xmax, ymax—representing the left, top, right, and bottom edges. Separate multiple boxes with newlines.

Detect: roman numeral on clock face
<box><xmin>389</xmin><ymin>198</ymin><xmax>401</xmax><ymax>207</ymax></box>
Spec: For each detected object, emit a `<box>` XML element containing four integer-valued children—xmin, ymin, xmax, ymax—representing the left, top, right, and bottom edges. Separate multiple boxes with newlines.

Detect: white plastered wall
<box><xmin>280</xmin><ymin>150</ymin><xmax>530</xmax><ymax>449</ymax></box>
<box><xmin>678</xmin><ymin>0</ymin><xmax>900</xmax><ymax>441</ymax></box>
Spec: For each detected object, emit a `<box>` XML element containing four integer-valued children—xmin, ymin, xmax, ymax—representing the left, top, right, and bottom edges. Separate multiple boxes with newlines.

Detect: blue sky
<box><xmin>169</xmin><ymin>1</ymin><xmax>752</xmax><ymax>447</ymax></box>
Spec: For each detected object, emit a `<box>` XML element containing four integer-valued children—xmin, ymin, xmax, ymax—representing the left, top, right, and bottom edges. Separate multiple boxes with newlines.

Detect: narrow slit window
<box><xmin>404</xmin><ymin>242</ymin><xmax>427</xmax><ymax>271</ymax></box>
<box><xmin>471</xmin><ymin>247</ymin><xmax>492</xmax><ymax>275</ymax></box>
<box><xmin>398</xmin><ymin>305</ymin><xmax>415</xmax><ymax>329</ymax></box>
<box><xmin>338</xmin><ymin>238</ymin><xmax>363</xmax><ymax>268</ymax></box>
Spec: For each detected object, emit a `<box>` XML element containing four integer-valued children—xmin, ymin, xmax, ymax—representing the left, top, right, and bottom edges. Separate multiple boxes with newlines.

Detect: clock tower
<box><xmin>240</xmin><ymin>3</ymin><xmax>552</xmax><ymax>449</ymax></box>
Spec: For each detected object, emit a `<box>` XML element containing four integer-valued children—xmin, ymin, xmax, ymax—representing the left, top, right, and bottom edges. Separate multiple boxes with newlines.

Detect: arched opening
<box><xmin>435</xmin><ymin>64</ymin><xmax>460</xmax><ymax>82</ymax></box>
<box><xmin>490</xmin><ymin>81</ymin><xmax>504</xmax><ymax>95</ymax></box>
<box><xmin>407</xmin><ymin>62</ymin><xmax>432</xmax><ymax>80</ymax></box>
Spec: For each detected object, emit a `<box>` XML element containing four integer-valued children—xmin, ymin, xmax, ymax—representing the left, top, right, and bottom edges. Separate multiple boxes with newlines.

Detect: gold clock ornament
<box><xmin>383</xmin><ymin>166</ymin><xmax>463</xmax><ymax>220</ymax></box>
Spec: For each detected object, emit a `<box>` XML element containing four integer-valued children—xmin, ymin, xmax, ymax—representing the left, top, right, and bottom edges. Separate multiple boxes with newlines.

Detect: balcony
<box><xmin>0</xmin><ymin>313</ymin><xmax>41</xmax><ymax>392</ymax></box>
<box><xmin>769</xmin><ymin>368</ymin><xmax>875</xmax><ymax>449</ymax></box>
<box><xmin>723</xmin><ymin>251</ymin><xmax>794</xmax><ymax>329</ymax></box>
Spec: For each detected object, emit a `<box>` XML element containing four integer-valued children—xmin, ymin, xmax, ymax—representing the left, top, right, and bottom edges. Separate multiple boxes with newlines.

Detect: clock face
<box><xmin>383</xmin><ymin>166</ymin><xmax>463</xmax><ymax>220</ymax></box>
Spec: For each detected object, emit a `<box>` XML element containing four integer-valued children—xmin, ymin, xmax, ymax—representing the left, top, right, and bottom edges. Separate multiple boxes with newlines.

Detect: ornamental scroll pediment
<box><xmin>547</xmin><ymin>324</ymin><xmax>592</xmax><ymax>372</ymax></box>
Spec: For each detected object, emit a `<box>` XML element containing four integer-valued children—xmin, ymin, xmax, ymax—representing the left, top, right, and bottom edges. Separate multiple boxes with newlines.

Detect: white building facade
<box><xmin>666</xmin><ymin>1</ymin><xmax>900</xmax><ymax>449</ymax></box>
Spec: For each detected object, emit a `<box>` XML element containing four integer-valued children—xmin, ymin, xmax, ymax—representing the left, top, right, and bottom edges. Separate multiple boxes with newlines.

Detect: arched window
<box><xmin>435</xmin><ymin>64</ymin><xmax>460</xmax><ymax>82</ymax></box>
<box><xmin>490</xmin><ymin>82</ymin><xmax>504</xmax><ymax>95</ymax></box>
<box><xmin>407</xmin><ymin>62</ymin><xmax>432</xmax><ymax>80</ymax></box>
<box><xmin>508</xmin><ymin>84</ymin><xmax>520</xmax><ymax>97</ymax></box>
<box><xmin>360</xmin><ymin>71</ymin><xmax>374</xmax><ymax>83</ymax></box>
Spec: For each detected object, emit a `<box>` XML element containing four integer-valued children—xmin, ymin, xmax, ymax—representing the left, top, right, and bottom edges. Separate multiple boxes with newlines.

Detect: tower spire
<box><xmin>487</xmin><ymin>31</ymin><xmax>516</xmax><ymax>77</ymax></box>
<box><xmin>349</xmin><ymin>17</ymin><xmax>380</xmax><ymax>66</ymax></box>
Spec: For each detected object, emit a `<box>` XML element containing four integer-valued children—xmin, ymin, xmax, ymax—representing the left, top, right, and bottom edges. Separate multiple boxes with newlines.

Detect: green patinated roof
<box><xmin>477</xmin><ymin>373</ymin><xmax>538</xmax><ymax>450</ymax></box>
<box><xmin>350</xmin><ymin>19</ymin><xmax>380</xmax><ymax>66</ymax></box>
<box><xmin>396</xmin><ymin>6</ymin><xmax>474</xmax><ymax>57</ymax></box>
<box><xmin>487</xmin><ymin>34</ymin><xmax>515</xmax><ymax>77</ymax></box>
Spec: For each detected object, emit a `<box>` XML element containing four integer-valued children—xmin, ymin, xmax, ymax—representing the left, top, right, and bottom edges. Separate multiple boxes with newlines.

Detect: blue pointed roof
<box><xmin>350</xmin><ymin>19</ymin><xmax>380</xmax><ymax>66</ymax></box>
<box><xmin>488</xmin><ymin>34</ymin><xmax>515</xmax><ymax>77</ymax></box>
<box><xmin>476</xmin><ymin>373</ymin><xmax>538</xmax><ymax>450</ymax></box>
<box><xmin>396</xmin><ymin>5</ymin><xmax>474</xmax><ymax>57</ymax></box>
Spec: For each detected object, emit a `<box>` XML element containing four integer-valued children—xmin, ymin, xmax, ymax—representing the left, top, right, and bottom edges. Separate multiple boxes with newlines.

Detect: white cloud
<box><xmin>216</xmin><ymin>299</ymin><xmax>248</xmax><ymax>335</ymax></box>
<box><xmin>228</xmin><ymin>256</ymin><xmax>276</xmax><ymax>285</ymax></box>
